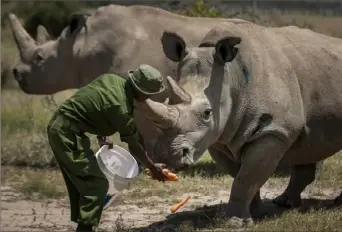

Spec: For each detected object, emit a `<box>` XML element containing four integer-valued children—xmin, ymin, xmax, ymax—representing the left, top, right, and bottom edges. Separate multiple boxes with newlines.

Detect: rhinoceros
<box><xmin>8</xmin><ymin>4</ymin><xmax>249</xmax><ymax>160</ymax></box>
<box><xmin>137</xmin><ymin>22</ymin><xmax>342</xmax><ymax>227</ymax></box>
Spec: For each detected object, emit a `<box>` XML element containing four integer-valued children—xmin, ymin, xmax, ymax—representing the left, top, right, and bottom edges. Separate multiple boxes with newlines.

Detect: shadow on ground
<box><xmin>178</xmin><ymin>160</ymin><xmax>293</xmax><ymax>178</ymax></box>
<box><xmin>126</xmin><ymin>198</ymin><xmax>338</xmax><ymax>232</ymax></box>
<box><xmin>179</xmin><ymin>159</ymin><xmax>325</xmax><ymax>179</ymax></box>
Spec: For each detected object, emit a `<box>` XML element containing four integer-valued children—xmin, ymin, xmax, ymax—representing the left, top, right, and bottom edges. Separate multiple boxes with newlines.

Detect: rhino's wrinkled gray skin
<box><xmin>8</xmin><ymin>4</ymin><xmax>249</xmax><ymax>160</ymax></box>
<box><xmin>140</xmin><ymin>23</ymin><xmax>342</xmax><ymax>227</ymax></box>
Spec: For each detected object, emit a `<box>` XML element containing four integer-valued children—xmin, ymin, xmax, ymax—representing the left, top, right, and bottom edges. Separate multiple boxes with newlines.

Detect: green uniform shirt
<box><xmin>58</xmin><ymin>73</ymin><xmax>138</xmax><ymax>143</ymax></box>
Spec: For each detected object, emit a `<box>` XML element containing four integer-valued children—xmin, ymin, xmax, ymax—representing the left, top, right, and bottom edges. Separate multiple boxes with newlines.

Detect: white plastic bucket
<box><xmin>95</xmin><ymin>145</ymin><xmax>140</xmax><ymax>207</ymax></box>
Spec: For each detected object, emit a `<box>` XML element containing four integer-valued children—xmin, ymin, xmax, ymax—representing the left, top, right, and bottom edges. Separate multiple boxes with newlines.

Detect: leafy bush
<box><xmin>183</xmin><ymin>0</ymin><xmax>222</xmax><ymax>18</ymax></box>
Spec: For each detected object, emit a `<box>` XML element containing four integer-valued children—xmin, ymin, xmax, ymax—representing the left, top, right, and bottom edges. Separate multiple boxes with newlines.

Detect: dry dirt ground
<box><xmin>1</xmin><ymin>179</ymin><xmax>340</xmax><ymax>232</ymax></box>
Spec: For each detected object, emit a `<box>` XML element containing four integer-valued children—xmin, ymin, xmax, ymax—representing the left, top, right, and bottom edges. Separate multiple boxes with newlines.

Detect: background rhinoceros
<box><xmin>8</xmin><ymin>4</ymin><xmax>249</xmax><ymax>160</ymax></box>
<box><xmin>139</xmin><ymin>22</ymin><xmax>342</xmax><ymax>227</ymax></box>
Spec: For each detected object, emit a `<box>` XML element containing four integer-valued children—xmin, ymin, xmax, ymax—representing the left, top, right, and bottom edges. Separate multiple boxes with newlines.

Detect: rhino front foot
<box><xmin>222</xmin><ymin>135</ymin><xmax>288</xmax><ymax>228</ymax></box>
<box><xmin>224</xmin><ymin>216</ymin><xmax>254</xmax><ymax>229</ymax></box>
<box><xmin>272</xmin><ymin>192</ymin><xmax>302</xmax><ymax>208</ymax></box>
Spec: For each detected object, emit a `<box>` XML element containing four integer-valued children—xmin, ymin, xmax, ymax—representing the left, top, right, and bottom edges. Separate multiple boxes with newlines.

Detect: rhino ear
<box><xmin>36</xmin><ymin>25</ymin><xmax>51</xmax><ymax>45</ymax></box>
<box><xmin>67</xmin><ymin>13</ymin><xmax>89</xmax><ymax>36</ymax></box>
<box><xmin>214</xmin><ymin>36</ymin><xmax>242</xmax><ymax>63</ymax></box>
<box><xmin>161</xmin><ymin>31</ymin><xmax>188</xmax><ymax>62</ymax></box>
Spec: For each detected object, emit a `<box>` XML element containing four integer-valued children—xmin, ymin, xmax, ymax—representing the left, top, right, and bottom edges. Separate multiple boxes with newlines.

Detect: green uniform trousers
<box><xmin>47</xmin><ymin>111</ymin><xmax>109</xmax><ymax>226</ymax></box>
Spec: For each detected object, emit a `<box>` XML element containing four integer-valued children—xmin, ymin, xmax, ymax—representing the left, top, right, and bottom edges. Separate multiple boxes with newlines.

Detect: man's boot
<box><xmin>76</xmin><ymin>223</ymin><xmax>93</xmax><ymax>232</ymax></box>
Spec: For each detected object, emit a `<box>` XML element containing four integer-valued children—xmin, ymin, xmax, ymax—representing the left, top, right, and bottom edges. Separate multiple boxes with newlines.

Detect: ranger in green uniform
<box><xmin>47</xmin><ymin>64</ymin><xmax>169</xmax><ymax>232</ymax></box>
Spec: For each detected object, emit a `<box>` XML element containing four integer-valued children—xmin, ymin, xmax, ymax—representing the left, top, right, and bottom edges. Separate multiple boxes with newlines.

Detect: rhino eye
<box><xmin>202</xmin><ymin>109</ymin><xmax>212</xmax><ymax>120</ymax></box>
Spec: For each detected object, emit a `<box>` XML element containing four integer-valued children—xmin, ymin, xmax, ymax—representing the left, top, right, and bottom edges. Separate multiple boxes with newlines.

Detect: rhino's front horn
<box><xmin>8</xmin><ymin>13</ymin><xmax>36</xmax><ymax>55</ymax></box>
<box><xmin>166</xmin><ymin>76</ymin><xmax>191</xmax><ymax>105</ymax></box>
<box><xmin>136</xmin><ymin>99</ymin><xmax>179</xmax><ymax>129</ymax></box>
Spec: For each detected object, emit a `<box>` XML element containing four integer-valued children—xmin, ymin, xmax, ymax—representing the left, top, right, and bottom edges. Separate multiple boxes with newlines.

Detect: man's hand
<box><xmin>97</xmin><ymin>136</ymin><xmax>113</xmax><ymax>149</ymax></box>
<box><xmin>147</xmin><ymin>163</ymin><xmax>168</xmax><ymax>182</ymax></box>
<box><xmin>127</xmin><ymin>139</ymin><xmax>168</xmax><ymax>182</ymax></box>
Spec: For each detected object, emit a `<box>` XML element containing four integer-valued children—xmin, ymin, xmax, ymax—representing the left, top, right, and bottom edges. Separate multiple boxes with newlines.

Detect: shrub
<box><xmin>183</xmin><ymin>0</ymin><xmax>222</xmax><ymax>18</ymax></box>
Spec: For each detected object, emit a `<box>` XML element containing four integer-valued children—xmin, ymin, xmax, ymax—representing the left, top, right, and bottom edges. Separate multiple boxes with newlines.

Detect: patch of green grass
<box><xmin>2</xmin><ymin>151</ymin><xmax>341</xmax><ymax>231</ymax></box>
<box><xmin>253</xmin><ymin>209</ymin><xmax>342</xmax><ymax>231</ymax></box>
<box><xmin>315</xmin><ymin>153</ymin><xmax>342</xmax><ymax>185</ymax></box>
<box><xmin>1</xmin><ymin>166</ymin><xmax>66</xmax><ymax>200</ymax></box>
<box><xmin>107</xmin><ymin>208</ymin><xmax>342</xmax><ymax>232</ymax></box>
<box><xmin>1</xmin><ymin>89</ymin><xmax>57</xmax><ymax>166</ymax></box>
<box><xmin>208</xmin><ymin>209</ymin><xmax>342</xmax><ymax>231</ymax></box>
<box><xmin>1</xmin><ymin>26</ymin><xmax>19</xmax><ymax>87</ymax></box>
<box><xmin>1</xmin><ymin>88</ymin><xmax>128</xmax><ymax>167</ymax></box>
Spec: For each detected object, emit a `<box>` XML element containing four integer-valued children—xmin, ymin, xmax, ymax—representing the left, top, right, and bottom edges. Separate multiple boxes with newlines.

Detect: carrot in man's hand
<box><xmin>145</xmin><ymin>168</ymin><xmax>179</xmax><ymax>181</ymax></box>
<box><xmin>170</xmin><ymin>196</ymin><xmax>191</xmax><ymax>213</ymax></box>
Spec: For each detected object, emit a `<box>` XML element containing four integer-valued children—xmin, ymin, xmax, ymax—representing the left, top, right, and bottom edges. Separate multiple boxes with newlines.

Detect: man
<box><xmin>47</xmin><ymin>64</ymin><xmax>169</xmax><ymax>232</ymax></box>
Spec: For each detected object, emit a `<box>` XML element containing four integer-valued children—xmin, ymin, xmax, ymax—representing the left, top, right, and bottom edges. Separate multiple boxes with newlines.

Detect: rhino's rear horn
<box><xmin>36</xmin><ymin>25</ymin><xmax>51</xmax><ymax>45</ymax></box>
<box><xmin>8</xmin><ymin>13</ymin><xmax>36</xmax><ymax>55</ymax></box>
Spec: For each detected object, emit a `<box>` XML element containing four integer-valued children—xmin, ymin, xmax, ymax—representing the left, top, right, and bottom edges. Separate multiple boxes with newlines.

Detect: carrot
<box><xmin>145</xmin><ymin>168</ymin><xmax>178</xmax><ymax>181</ymax></box>
<box><xmin>170</xmin><ymin>196</ymin><xmax>191</xmax><ymax>213</ymax></box>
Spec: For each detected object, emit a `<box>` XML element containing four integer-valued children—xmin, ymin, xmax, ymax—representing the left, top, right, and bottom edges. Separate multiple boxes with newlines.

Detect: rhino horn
<box><xmin>136</xmin><ymin>99</ymin><xmax>179</xmax><ymax>129</ymax></box>
<box><xmin>36</xmin><ymin>25</ymin><xmax>51</xmax><ymax>45</ymax></box>
<box><xmin>166</xmin><ymin>76</ymin><xmax>191</xmax><ymax>105</ymax></box>
<box><xmin>8</xmin><ymin>13</ymin><xmax>36</xmax><ymax>55</ymax></box>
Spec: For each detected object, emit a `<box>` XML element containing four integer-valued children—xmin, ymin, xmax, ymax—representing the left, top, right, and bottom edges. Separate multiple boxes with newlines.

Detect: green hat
<box><xmin>128</xmin><ymin>64</ymin><xmax>166</xmax><ymax>95</ymax></box>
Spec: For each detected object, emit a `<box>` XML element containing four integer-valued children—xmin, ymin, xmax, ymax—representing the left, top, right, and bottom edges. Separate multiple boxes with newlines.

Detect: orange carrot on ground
<box><xmin>145</xmin><ymin>168</ymin><xmax>179</xmax><ymax>181</ymax></box>
<box><xmin>170</xmin><ymin>196</ymin><xmax>191</xmax><ymax>213</ymax></box>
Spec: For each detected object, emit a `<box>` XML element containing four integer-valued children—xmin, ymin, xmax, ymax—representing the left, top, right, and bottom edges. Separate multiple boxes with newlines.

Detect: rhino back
<box><xmin>275</xmin><ymin>27</ymin><xmax>342</xmax><ymax>163</ymax></box>
<box><xmin>70</xmin><ymin>5</ymin><xmax>254</xmax><ymax>160</ymax></box>
<box><xmin>73</xmin><ymin>5</ymin><xmax>252</xmax><ymax>87</ymax></box>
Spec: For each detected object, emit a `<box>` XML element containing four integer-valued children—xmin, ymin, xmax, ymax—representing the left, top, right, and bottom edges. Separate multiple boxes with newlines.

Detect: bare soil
<box><xmin>1</xmin><ymin>183</ymin><xmax>340</xmax><ymax>232</ymax></box>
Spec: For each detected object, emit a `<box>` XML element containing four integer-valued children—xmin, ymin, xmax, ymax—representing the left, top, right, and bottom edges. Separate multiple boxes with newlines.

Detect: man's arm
<box><xmin>113</xmin><ymin>111</ymin><xmax>168</xmax><ymax>181</ymax></box>
<box><xmin>127</xmin><ymin>137</ymin><xmax>155</xmax><ymax>169</ymax></box>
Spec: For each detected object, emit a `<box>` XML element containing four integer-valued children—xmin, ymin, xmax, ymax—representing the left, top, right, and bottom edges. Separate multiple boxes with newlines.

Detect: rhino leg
<box><xmin>273</xmin><ymin>163</ymin><xmax>317</xmax><ymax>208</ymax></box>
<box><xmin>220</xmin><ymin>135</ymin><xmax>287</xmax><ymax>228</ymax></box>
<box><xmin>208</xmin><ymin>144</ymin><xmax>262</xmax><ymax>214</ymax></box>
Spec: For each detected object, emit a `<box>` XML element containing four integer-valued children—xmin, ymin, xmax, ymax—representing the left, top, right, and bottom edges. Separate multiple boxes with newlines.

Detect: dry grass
<box><xmin>0</xmin><ymin>88</ymin><xmax>129</xmax><ymax>167</ymax></box>
<box><xmin>1</xmin><ymin>26</ymin><xmax>19</xmax><ymax>87</ymax></box>
<box><xmin>108</xmin><ymin>209</ymin><xmax>342</xmax><ymax>231</ymax></box>
<box><xmin>2</xmin><ymin>151</ymin><xmax>341</xmax><ymax>200</ymax></box>
<box><xmin>1</xmin><ymin>166</ymin><xmax>66</xmax><ymax>200</ymax></box>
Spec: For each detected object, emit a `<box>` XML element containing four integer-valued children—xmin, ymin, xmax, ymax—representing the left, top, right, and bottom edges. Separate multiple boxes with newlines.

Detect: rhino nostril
<box><xmin>182</xmin><ymin>148</ymin><xmax>189</xmax><ymax>157</ymax></box>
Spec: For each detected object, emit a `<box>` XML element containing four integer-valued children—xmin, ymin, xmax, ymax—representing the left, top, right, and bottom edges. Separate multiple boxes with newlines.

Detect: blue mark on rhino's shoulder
<box><xmin>242</xmin><ymin>64</ymin><xmax>250</xmax><ymax>84</ymax></box>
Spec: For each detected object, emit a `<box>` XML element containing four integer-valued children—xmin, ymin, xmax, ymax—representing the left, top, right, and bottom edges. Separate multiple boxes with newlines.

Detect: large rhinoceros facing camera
<box><xmin>8</xmin><ymin>4</ymin><xmax>248</xmax><ymax>160</ymax></box>
<box><xmin>139</xmin><ymin>22</ymin><xmax>342</xmax><ymax>227</ymax></box>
